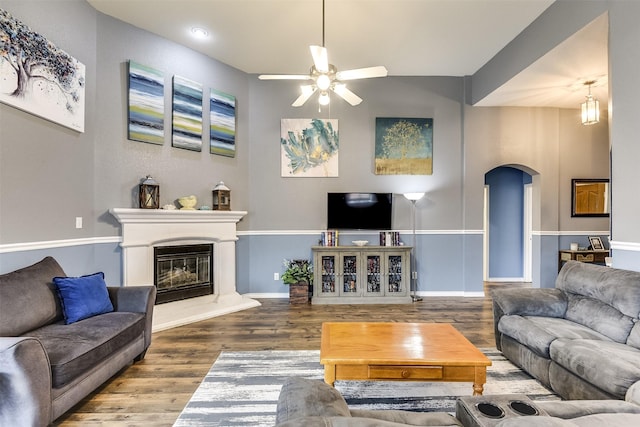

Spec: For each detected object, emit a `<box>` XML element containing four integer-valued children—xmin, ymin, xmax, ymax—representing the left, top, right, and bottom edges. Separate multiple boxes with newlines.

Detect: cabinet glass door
<box><xmin>387</xmin><ymin>254</ymin><xmax>404</xmax><ymax>293</ymax></box>
<box><xmin>341</xmin><ymin>254</ymin><xmax>359</xmax><ymax>294</ymax></box>
<box><xmin>320</xmin><ymin>255</ymin><xmax>337</xmax><ymax>295</ymax></box>
<box><xmin>365</xmin><ymin>254</ymin><xmax>382</xmax><ymax>295</ymax></box>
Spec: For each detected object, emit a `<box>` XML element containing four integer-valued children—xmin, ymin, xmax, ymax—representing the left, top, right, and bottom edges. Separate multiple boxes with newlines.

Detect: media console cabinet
<box><xmin>312</xmin><ymin>245</ymin><xmax>412</xmax><ymax>304</ymax></box>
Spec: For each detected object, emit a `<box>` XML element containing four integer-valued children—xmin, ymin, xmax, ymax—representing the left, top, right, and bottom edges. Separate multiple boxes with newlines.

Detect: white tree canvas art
<box><xmin>0</xmin><ymin>9</ymin><xmax>85</xmax><ymax>132</ymax></box>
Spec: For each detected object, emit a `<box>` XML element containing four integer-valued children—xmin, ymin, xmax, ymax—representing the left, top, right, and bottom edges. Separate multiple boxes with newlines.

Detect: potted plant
<box><xmin>282</xmin><ymin>259</ymin><xmax>313</xmax><ymax>304</ymax></box>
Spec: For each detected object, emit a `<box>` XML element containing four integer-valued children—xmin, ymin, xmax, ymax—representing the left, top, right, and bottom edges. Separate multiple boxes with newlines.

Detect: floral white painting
<box><xmin>280</xmin><ymin>118</ymin><xmax>339</xmax><ymax>177</ymax></box>
<box><xmin>0</xmin><ymin>9</ymin><xmax>85</xmax><ymax>132</ymax></box>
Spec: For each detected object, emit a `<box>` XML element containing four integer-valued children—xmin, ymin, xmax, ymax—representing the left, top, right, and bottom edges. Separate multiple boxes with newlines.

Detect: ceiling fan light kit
<box><xmin>258</xmin><ymin>0</ymin><xmax>387</xmax><ymax>107</ymax></box>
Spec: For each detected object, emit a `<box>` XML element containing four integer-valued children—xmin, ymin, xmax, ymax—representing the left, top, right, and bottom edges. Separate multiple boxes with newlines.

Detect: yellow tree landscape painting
<box><xmin>375</xmin><ymin>117</ymin><xmax>433</xmax><ymax>175</ymax></box>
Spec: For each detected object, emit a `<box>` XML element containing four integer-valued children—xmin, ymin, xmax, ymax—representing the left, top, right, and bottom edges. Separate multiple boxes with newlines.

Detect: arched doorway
<box><xmin>483</xmin><ymin>166</ymin><xmax>535</xmax><ymax>282</ymax></box>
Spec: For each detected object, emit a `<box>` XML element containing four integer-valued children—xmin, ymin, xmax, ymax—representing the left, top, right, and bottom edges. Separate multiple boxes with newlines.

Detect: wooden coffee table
<box><xmin>320</xmin><ymin>322</ymin><xmax>491</xmax><ymax>395</ymax></box>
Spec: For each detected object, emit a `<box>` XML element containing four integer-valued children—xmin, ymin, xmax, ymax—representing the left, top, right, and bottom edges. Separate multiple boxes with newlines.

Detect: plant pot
<box><xmin>289</xmin><ymin>281</ymin><xmax>310</xmax><ymax>304</ymax></box>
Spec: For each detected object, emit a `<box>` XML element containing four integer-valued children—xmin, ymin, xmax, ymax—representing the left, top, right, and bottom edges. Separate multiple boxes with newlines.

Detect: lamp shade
<box><xmin>403</xmin><ymin>192</ymin><xmax>425</xmax><ymax>201</ymax></box>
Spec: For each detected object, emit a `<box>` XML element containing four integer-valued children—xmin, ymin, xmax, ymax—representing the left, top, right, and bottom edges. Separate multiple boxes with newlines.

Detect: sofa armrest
<box><xmin>108</xmin><ymin>286</ymin><xmax>156</xmax><ymax>352</ymax></box>
<box><xmin>626</xmin><ymin>381</ymin><xmax>640</xmax><ymax>406</ymax></box>
<box><xmin>0</xmin><ymin>337</ymin><xmax>52</xmax><ymax>426</ymax></box>
<box><xmin>493</xmin><ymin>288</ymin><xmax>567</xmax><ymax>317</ymax></box>
<box><xmin>492</xmin><ymin>288</ymin><xmax>567</xmax><ymax>351</ymax></box>
<box><xmin>276</xmin><ymin>377</ymin><xmax>351</xmax><ymax>424</ymax></box>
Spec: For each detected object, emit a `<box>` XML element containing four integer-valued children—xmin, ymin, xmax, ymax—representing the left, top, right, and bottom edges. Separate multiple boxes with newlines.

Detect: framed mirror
<box><xmin>571</xmin><ymin>179</ymin><xmax>610</xmax><ymax>217</ymax></box>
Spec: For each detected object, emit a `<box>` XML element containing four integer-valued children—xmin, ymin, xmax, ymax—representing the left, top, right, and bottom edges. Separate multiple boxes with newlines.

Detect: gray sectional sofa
<box><xmin>493</xmin><ymin>260</ymin><xmax>640</xmax><ymax>400</ymax></box>
<box><xmin>276</xmin><ymin>377</ymin><xmax>640</xmax><ymax>426</ymax></box>
<box><xmin>276</xmin><ymin>377</ymin><xmax>464</xmax><ymax>426</ymax></box>
<box><xmin>0</xmin><ymin>256</ymin><xmax>156</xmax><ymax>426</ymax></box>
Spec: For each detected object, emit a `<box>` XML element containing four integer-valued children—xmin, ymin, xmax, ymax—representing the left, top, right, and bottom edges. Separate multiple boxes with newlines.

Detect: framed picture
<box><xmin>375</xmin><ymin>117</ymin><xmax>433</xmax><ymax>175</ymax></box>
<box><xmin>280</xmin><ymin>118</ymin><xmax>338</xmax><ymax>177</ymax></box>
<box><xmin>571</xmin><ymin>178</ymin><xmax>610</xmax><ymax>217</ymax></box>
<box><xmin>209</xmin><ymin>88</ymin><xmax>236</xmax><ymax>157</ymax></box>
<box><xmin>0</xmin><ymin>9</ymin><xmax>85</xmax><ymax>132</ymax></box>
<box><xmin>128</xmin><ymin>61</ymin><xmax>164</xmax><ymax>145</ymax></box>
<box><xmin>172</xmin><ymin>75</ymin><xmax>203</xmax><ymax>151</ymax></box>
<box><xmin>588</xmin><ymin>236</ymin><xmax>604</xmax><ymax>251</ymax></box>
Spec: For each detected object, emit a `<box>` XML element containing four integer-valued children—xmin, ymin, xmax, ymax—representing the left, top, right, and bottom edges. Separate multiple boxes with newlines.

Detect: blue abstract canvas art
<box><xmin>128</xmin><ymin>61</ymin><xmax>164</xmax><ymax>145</ymax></box>
<box><xmin>209</xmin><ymin>89</ymin><xmax>236</xmax><ymax>157</ymax></box>
<box><xmin>280</xmin><ymin>118</ymin><xmax>339</xmax><ymax>177</ymax></box>
<box><xmin>172</xmin><ymin>75</ymin><xmax>203</xmax><ymax>151</ymax></box>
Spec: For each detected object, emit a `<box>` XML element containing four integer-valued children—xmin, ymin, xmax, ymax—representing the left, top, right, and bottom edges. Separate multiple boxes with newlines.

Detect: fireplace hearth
<box><xmin>154</xmin><ymin>244</ymin><xmax>213</xmax><ymax>304</ymax></box>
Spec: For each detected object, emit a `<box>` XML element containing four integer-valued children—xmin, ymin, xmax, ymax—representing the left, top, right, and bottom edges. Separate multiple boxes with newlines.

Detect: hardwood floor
<box><xmin>54</xmin><ymin>287</ymin><xmax>521</xmax><ymax>426</ymax></box>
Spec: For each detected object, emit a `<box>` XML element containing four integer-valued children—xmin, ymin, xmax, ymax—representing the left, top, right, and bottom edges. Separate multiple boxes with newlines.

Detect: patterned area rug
<box><xmin>173</xmin><ymin>348</ymin><xmax>558</xmax><ymax>426</ymax></box>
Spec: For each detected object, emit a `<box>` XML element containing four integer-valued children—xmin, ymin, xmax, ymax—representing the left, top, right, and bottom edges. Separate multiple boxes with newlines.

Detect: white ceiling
<box><xmin>87</xmin><ymin>0</ymin><xmax>608</xmax><ymax>109</ymax></box>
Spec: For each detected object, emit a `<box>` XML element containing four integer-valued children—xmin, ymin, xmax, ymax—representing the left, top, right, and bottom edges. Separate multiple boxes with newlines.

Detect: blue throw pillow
<box><xmin>53</xmin><ymin>272</ymin><xmax>114</xmax><ymax>324</ymax></box>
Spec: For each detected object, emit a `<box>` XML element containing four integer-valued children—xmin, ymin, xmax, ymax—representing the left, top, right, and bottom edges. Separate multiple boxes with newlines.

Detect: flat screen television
<box><xmin>327</xmin><ymin>192</ymin><xmax>393</xmax><ymax>230</ymax></box>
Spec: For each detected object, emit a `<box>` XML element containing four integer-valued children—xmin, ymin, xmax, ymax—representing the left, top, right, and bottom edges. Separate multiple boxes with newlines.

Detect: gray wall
<box><xmin>1</xmin><ymin>0</ymin><xmax>615</xmax><ymax>293</ymax></box>
<box><xmin>93</xmin><ymin>12</ymin><xmax>251</xmax><ymax>236</ymax></box>
<box><xmin>0</xmin><ymin>0</ymin><xmax>97</xmax><ymax>244</ymax></box>
<box><xmin>608</xmin><ymin>0</ymin><xmax>640</xmax><ymax>269</ymax></box>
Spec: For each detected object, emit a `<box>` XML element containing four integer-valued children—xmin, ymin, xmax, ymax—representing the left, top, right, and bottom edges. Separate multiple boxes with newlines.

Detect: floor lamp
<box><xmin>404</xmin><ymin>192</ymin><xmax>425</xmax><ymax>302</ymax></box>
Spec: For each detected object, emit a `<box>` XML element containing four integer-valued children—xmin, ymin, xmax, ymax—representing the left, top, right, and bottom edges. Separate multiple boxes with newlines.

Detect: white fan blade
<box><xmin>310</xmin><ymin>45</ymin><xmax>329</xmax><ymax>73</ymax></box>
<box><xmin>258</xmin><ymin>74</ymin><xmax>311</xmax><ymax>80</ymax></box>
<box><xmin>332</xmin><ymin>84</ymin><xmax>362</xmax><ymax>106</ymax></box>
<box><xmin>336</xmin><ymin>66</ymin><xmax>388</xmax><ymax>81</ymax></box>
<box><xmin>292</xmin><ymin>85</ymin><xmax>317</xmax><ymax>107</ymax></box>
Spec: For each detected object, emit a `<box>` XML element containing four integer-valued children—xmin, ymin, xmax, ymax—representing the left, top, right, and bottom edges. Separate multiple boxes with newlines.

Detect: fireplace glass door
<box><xmin>154</xmin><ymin>244</ymin><xmax>213</xmax><ymax>304</ymax></box>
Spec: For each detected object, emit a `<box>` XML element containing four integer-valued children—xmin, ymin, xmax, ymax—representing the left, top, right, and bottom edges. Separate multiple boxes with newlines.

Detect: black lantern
<box><xmin>139</xmin><ymin>176</ymin><xmax>159</xmax><ymax>209</ymax></box>
<box><xmin>212</xmin><ymin>181</ymin><xmax>231</xmax><ymax>211</ymax></box>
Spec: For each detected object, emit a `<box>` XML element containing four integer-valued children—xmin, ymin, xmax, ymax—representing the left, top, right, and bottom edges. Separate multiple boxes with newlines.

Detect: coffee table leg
<box><xmin>324</xmin><ymin>364</ymin><xmax>336</xmax><ymax>387</ymax></box>
<box><xmin>473</xmin><ymin>366</ymin><xmax>487</xmax><ymax>396</ymax></box>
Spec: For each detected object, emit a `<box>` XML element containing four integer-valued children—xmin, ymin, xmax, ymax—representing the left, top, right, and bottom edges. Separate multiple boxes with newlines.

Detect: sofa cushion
<box><xmin>53</xmin><ymin>272</ymin><xmax>114</xmax><ymax>324</ymax></box>
<box><xmin>556</xmin><ymin>261</ymin><xmax>640</xmax><ymax>319</ymax></box>
<box><xmin>564</xmin><ymin>294</ymin><xmax>635</xmax><ymax>343</ymax></box>
<box><xmin>496</xmin><ymin>414</ymin><xmax>640</xmax><ymax>427</ymax></box>
<box><xmin>278</xmin><ymin>416</ymin><xmax>461</xmax><ymax>426</ymax></box>
<box><xmin>27</xmin><ymin>312</ymin><xmax>145</xmax><ymax>388</ymax></box>
<box><xmin>498</xmin><ymin>315</ymin><xmax>612</xmax><ymax>358</ymax></box>
<box><xmin>550</xmin><ymin>339</ymin><xmax>640</xmax><ymax>398</ymax></box>
<box><xmin>563</xmin><ymin>414</ymin><xmax>640</xmax><ymax>427</ymax></box>
<box><xmin>0</xmin><ymin>257</ymin><xmax>65</xmax><ymax>336</ymax></box>
<box><xmin>537</xmin><ymin>399</ymin><xmax>640</xmax><ymax>418</ymax></box>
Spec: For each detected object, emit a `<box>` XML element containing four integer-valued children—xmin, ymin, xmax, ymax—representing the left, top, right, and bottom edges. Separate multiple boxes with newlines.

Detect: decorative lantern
<box><xmin>139</xmin><ymin>175</ymin><xmax>159</xmax><ymax>209</ymax></box>
<box><xmin>212</xmin><ymin>181</ymin><xmax>231</xmax><ymax>211</ymax></box>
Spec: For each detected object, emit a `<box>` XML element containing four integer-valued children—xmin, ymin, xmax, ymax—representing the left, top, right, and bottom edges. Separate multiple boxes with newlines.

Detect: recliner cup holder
<box><xmin>509</xmin><ymin>400</ymin><xmax>538</xmax><ymax>416</ymax></box>
<box><xmin>476</xmin><ymin>402</ymin><xmax>505</xmax><ymax>418</ymax></box>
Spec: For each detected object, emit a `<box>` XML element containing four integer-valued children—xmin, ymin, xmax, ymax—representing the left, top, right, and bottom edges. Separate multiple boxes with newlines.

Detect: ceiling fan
<box><xmin>258</xmin><ymin>0</ymin><xmax>387</xmax><ymax>107</ymax></box>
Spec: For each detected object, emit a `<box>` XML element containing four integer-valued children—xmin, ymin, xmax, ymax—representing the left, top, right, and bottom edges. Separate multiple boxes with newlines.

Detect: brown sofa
<box><xmin>0</xmin><ymin>257</ymin><xmax>155</xmax><ymax>426</ymax></box>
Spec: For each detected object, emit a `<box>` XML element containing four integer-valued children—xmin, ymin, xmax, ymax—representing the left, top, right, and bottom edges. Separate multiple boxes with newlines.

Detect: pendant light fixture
<box><xmin>581</xmin><ymin>80</ymin><xmax>599</xmax><ymax>125</ymax></box>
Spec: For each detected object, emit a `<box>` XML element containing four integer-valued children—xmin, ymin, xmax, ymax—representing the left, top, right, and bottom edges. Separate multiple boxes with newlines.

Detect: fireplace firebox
<box><xmin>154</xmin><ymin>244</ymin><xmax>213</xmax><ymax>304</ymax></box>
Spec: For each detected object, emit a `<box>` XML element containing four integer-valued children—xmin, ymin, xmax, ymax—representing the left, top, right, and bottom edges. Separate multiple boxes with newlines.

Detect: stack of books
<box><xmin>379</xmin><ymin>231</ymin><xmax>401</xmax><ymax>246</ymax></box>
<box><xmin>321</xmin><ymin>230</ymin><xmax>339</xmax><ymax>246</ymax></box>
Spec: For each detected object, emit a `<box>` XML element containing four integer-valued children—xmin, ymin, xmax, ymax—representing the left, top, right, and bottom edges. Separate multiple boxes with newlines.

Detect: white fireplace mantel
<box><xmin>110</xmin><ymin>208</ymin><xmax>260</xmax><ymax>331</ymax></box>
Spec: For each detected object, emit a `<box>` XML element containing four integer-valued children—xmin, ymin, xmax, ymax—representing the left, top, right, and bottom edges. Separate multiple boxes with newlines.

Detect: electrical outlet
<box><xmin>412</xmin><ymin>271</ymin><xmax>418</xmax><ymax>280</ymax></box>
<box><xmin>274</xmin><ymin>273</ymin><xmax>280</xmax><ymax>280</ymax></box>
<box><xmin>75</xmin><ymin>217</ymin><xmax>83</xmax><ymax>229</ymax></box>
